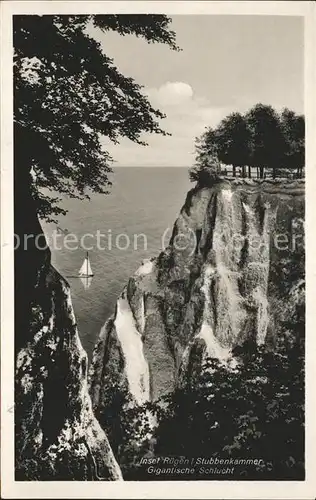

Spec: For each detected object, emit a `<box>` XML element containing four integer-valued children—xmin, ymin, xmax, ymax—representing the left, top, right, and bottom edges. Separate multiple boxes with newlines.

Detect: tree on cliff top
<box><xmin>192</xmin><ymin>104</ymin><xmax>304</xmax><ymax>183</ymax></box>
<box><xmin>189</xmin><ymin>127</ymin><xmax>220</xmax><ymax>183</ymax></box>
<box><xmin>14</xmin><ymin>15</ymin><xmax>179</xmax><ymax>221</ymax></box>
<box><xmin>216</xmin><ymin>112</ymin><xmax>251</xmax><ymax>178</ymax></box>
<box><xmin>245</xmin><ymin>104</ymin><xmax>286</xmax><ymax>179</ymax></box>
<box><xmin>280</xmin><ymin>109</ymin><xmax>305</xmax><ymax>178</ymax></box>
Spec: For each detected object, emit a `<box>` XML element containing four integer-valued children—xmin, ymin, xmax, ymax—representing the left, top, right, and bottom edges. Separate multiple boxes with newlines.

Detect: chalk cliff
<box><xmin>15</xmin><ymin>171</ymin><xmax>304</xmax><ymax>479</ymax></box>
<box><xmin>14</xmin><ymin>168</ymin><xmax>122</xmax><ymax>480</ymax></box>
<box><xmin>89</xmin><ymin>178</ymin><xmax>305</xmax><ymax>413</ymax></box>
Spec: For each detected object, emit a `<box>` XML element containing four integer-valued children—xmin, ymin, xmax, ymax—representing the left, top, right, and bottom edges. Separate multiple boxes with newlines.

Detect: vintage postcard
<box><xmin>1</xmin><ymin>1</ymin><xmax>316</xmax><ymax>498</ymax></box>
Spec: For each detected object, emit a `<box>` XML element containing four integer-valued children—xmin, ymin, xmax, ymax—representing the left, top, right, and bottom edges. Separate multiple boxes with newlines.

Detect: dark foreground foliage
<box><xmin>14</xmin><ymin>15</ymin><xmax>179</xmax><ymax>221</ymax></box>
<box><xmin>100</xmin><ymin>300</ymin><xmax>304</xmax><ymax>481</ymax></box>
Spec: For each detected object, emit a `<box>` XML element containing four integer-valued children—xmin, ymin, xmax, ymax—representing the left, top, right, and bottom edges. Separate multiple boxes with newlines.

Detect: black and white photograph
<box><xmin>1</xmin><ymin>1</ymin><xmax>315</xmax><ymax>498</ymax></box>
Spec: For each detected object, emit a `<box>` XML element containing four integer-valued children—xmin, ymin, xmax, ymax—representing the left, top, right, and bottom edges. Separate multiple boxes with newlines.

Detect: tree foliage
<box><xmin>153</xmin><ymin>336</ymin><xmax>304</xmax><ymax>480</ymax></box>
<box><xmin>14</xmin><ymin>15</ymin><xmax>179</xmax><ymax>220</ymax></box>
<box><xmin>189</xmin><ymin>128</ymin><xmax>221</xmax><ymax>183</ymax></box>
<box><xmin>280</xmin><ymin>108</ymin><xmax>305</xmax><ymax>177</ymax></box>
<box><xmin>216</xmin><ymin>112</ymin><xmax>251</xmax><ymax>177</ymax></box>
<box><xmin>192</xmin><ymin>103</ymin><xmax>305</xmax><ymax>183</ymax></box>
<box><xmin>245</xmin><ymin>104</ymin><xmax>286</xmax><ymax>179</ymax></box>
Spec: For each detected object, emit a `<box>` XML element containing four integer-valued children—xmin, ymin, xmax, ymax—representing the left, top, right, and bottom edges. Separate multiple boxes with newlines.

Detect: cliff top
<box><xmin>194</xmin><ymin>176</ymin><xmax>305</xmax><ymax>195</ymax></box>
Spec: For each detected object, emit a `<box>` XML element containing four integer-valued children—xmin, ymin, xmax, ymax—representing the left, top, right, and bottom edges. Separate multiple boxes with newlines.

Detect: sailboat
<box><xmin>79</xmin><ymin>251</ymin><xmax>94</xmax><ymax>277</ymax></box>
<box><xmin>78</xmin><ymin>252</ymin><xmax>93</xmax><ymax>290</ymax></box>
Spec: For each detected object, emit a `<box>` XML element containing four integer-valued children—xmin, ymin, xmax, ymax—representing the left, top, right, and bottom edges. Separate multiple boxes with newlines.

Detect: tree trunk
<box><xmin>233</xmin><ymin>165</ymin><xmax>236</xmax><ymax>177</ymax></box>
<box><xmin>259</xmin><ymin>166</ymin><xmax>264</xmax><ymax>179</ymax></box>
<box><xmin>248</xmin><ymin>165</ymin><xmax>251</xmax><ymax>178</ymax></box>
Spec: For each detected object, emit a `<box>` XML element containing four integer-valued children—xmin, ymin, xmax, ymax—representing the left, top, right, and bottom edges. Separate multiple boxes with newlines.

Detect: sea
<box><xmin>41</xmin><ymin>167</ymin><xmax>191</xmax><ymax>361</ymax></box>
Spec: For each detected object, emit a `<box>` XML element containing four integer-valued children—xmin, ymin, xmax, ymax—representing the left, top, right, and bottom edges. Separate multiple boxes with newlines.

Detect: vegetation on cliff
<box><xmin>150</xmin><ymin>322</ymin><xmax>304</xmax><ymax>481</ymax></box>
<box><xmin>190</xmin><ymin>104</ymin><xmax>305</xmax><ymax>182</ymax></box>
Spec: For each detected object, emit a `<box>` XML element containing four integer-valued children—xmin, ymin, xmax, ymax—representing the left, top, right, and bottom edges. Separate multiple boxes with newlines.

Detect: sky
<box><xmin>91</xmin><ymin>15</ymin><xmax>304</xmax><ymax>167</ymax></box>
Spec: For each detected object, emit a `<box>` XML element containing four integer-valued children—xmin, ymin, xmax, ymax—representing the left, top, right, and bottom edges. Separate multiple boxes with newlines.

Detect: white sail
<box><xmin>86</xmin><ymin>257</ymin><xmax>93</xmax><ymax>276</ymax></box>
<box><xmin>78</xmin><ymin>254</ymin><xmax>93</xmax><ymax>277</ymax></box>
<box><xmin>80</xmin><ymin>276</ymin><xmax>93</xmax><ymax>290</ymax></box>
<box><xmin>78</xmin><ymin>258</ymin><xmax>88</xmax><ymax>276</ymax></box>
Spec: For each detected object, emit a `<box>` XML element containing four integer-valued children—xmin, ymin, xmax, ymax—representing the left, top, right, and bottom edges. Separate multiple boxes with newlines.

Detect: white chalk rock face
<box><xmin>89</xmin><ymin>179</ymin><xmax>305</xmax><ymax>411</ymax></box>
<box><xmin>15</xmin><ymin>266</ymin><xmax>122</xmax><ymax>481</ymax></box>
<box><xmin>114</xmin><ymin>294</ymin><xmax>150</xmax><ymax>405</ymax></box>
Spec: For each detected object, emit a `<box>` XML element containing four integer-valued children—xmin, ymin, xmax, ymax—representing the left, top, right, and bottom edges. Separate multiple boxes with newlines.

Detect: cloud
<box><xmin>148</xmin><ymin>81</ymin><xmax>194</xmax><ymax>107</ymax></box>
<box><xmin>103</xmin><ymin>81</ymin><xmax>235</xmax><ymax>167</ymax></box>
<box><xmin>146</xmin><ymin>81</ymin><xmax>232</xmax><ymax>132</ymax></box>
